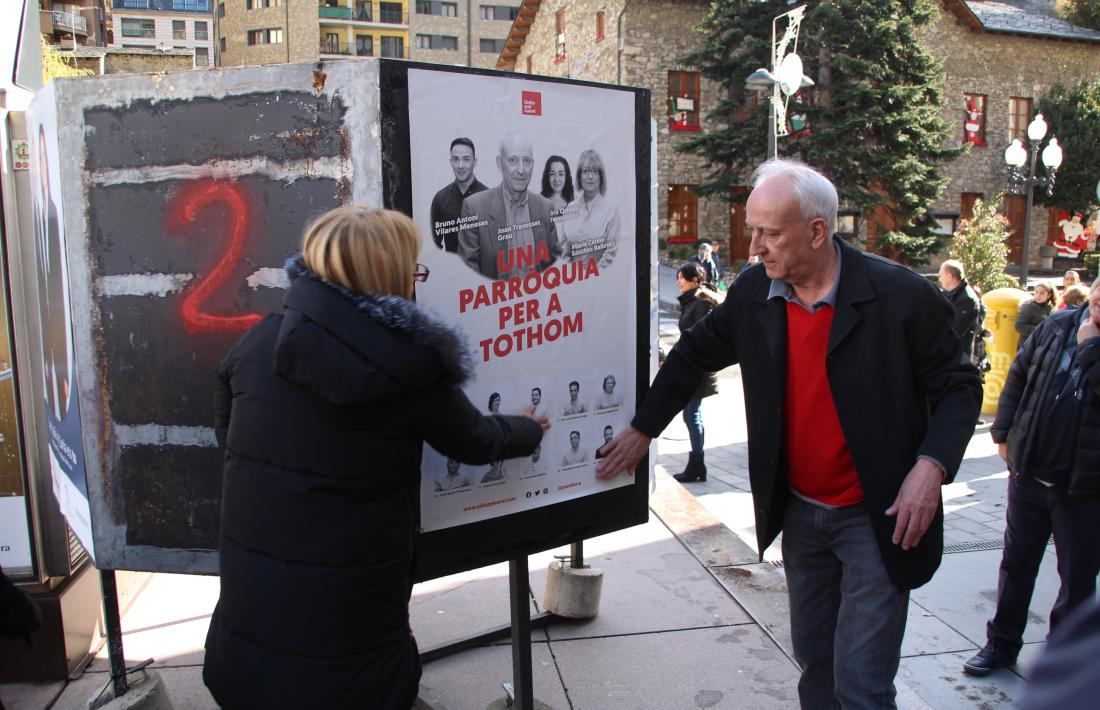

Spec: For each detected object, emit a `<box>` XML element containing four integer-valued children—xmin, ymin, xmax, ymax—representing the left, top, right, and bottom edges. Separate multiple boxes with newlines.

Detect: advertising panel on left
<box><xmin>27</xmin><ymin>83</ymin><xmax>94</xmax><ymax>561</ymax></box>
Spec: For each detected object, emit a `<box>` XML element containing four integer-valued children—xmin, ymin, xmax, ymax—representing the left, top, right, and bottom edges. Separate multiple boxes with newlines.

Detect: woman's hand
<box><xmin>521</xmin><ymin>405</ymin><xmax>551</xmax><ymax>432</ymax></box>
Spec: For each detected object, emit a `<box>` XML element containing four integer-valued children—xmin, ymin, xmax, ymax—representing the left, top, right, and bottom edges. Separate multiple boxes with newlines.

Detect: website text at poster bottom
<box><xmin>463</xmin><ymin>495</ymin><xmax>516</xmax><ymax>513</ymax></box>
<box><xmin>479</xmin><ymin>312</ymin><xmax>582</xmax><ymax>363</ymax></box>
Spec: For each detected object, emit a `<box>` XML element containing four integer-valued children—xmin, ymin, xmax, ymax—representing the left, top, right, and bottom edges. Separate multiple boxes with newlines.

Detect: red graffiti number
<box><xmin>166</xmin><ymin>181</ymin><xmax>263</xmax><ymax>334</ymax></box>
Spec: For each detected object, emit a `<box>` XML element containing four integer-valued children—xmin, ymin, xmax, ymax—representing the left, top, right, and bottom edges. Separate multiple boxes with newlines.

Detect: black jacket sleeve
<box><xmin>410</xmin><ymin>385</ymin><xmax>543</xmax><ymax>464</ymax></box>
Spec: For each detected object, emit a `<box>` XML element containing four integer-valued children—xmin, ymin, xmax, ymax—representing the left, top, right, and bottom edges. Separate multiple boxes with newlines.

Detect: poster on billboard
<box><xmin>379</xmin><ymin>62</ymin><xmax>651</xmax><ymax>579</ymax></box>
<box><xmin>27</xmin><ymin>83</ymin><xmax>94</xmax><ymax>560</ymax></box>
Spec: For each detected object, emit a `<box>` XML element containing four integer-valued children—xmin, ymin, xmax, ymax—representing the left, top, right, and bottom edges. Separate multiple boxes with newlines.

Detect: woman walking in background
<box><xmin>203</xmin><ymin>205</ymin><xmax>548</xmax><ymax>709</ymax></box>
<box><xmin>1016</xmin><ymin>281</ymin><xmax>1057</xmax><ymax>349</ymax></box>
<box><xmin>672</xmin><ymin>262</ymin><xmax>721</xmax><ymax>483</ymax></box>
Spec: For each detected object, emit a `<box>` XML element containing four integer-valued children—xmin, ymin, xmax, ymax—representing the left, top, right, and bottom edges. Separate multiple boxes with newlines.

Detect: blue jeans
<box><xmin>682</xmin><ymin>398</ymin><xmax>704</xmax><ymax>454</ymax></box>
<box><xmin>987</xmin><ymin>475</ymin><xmax>1100</xmax><ymax>654</ymax></box>
<box><xmin>782</xmin><ymin>495</ymin><xmax>909</xmax><ymax>710</ymax></box>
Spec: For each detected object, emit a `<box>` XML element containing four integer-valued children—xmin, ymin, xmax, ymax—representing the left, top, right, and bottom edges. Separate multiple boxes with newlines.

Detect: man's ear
<box><xmin>810</xmin><ymin>217</ymin><xmax>830</xmax><ymax>248</ymax></box>
<box><xmin>496</xmin><ymin>155</ymin><xmax>503</xmax><ymax>173</ymax></box>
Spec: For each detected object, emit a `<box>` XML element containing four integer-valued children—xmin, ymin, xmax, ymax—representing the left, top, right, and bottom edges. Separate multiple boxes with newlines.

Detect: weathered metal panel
<box><xmin>44</xmin><ymin>60</ymin><xmax>381</xmax><ymax>572</ymax></box>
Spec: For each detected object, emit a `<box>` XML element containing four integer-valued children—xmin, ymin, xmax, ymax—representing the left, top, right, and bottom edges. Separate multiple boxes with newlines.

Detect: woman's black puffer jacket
<box><xmin>203</xmin><ymin>256</ymin><xmax>542</xmax><ymax>709</ymax></box>
<box><xmin>677</xmin><ymin>287</ymin><xmax>719</xmax><ymax>400</ymax></box>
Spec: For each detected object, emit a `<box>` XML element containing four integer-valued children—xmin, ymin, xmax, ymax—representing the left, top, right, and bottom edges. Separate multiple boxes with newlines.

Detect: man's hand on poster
<box><xmin>884</xmin><ymin>458</ymin><xmax>944</xmax><ymax>551</ymax></box>
<box><xmin>595</xmin><ymin>425</ymin><xmax>651</xmax><ymax>480</ymax></box>
<box><xmin>521</xmin><ymin>405</ymin><xmax>551</xmax><ymax>432</ymax></box>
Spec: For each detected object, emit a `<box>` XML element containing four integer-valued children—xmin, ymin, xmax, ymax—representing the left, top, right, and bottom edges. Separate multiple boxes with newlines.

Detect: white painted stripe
<box><xmin>115</xmin><ymin>424</ymin><xmax>218</xmax><ymax>448</ymax></box>
<box><xmin>98</xmin><ymin>268</ymin><xmax>288</xmax><ymax>297</ymax></box>
<box><xmin>246</xmin><ymin>267</ymin><xmax>289</xmax><ymax>290</ymax></box>
<box><xmin>87</xmin><ymin>155</ymin><xmax>348</xmax><ymax>186</ymax></box>
<box><xmin>98</xmin><ymin>273</ymin><xmax>194</xmax><ymax>297</ymax></box>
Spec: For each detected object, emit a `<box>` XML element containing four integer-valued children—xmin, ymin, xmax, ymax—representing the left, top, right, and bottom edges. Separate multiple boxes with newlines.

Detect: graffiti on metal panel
<box><xmin>165</xmin><ymin>180</ymin><xmax>263</xmax><ymax>334</ymax></box>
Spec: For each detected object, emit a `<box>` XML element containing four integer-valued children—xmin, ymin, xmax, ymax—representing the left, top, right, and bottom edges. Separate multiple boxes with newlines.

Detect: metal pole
<box><xmin>508</xmin><ymin>556</ymin><xmax>534</xmax><ymax>710</ymax></box>
<box><xmin>767</xmin><ymin>94</ymin><xmax>778</xmax><ymax>161</ymax></box>
<box><xmin>570</xmin><ymin>540</ymin><xmax>584</xmax><ymax>569</ymax></box>
<box><xmin>1020</xmin><ymin>145</ymin><xmax>1039</xmax><ymax>287</ymax></box>
<box><xmin>100</xmin><ymin>569</ymin><xmax>129</xmax><ymax>699</ymax></box>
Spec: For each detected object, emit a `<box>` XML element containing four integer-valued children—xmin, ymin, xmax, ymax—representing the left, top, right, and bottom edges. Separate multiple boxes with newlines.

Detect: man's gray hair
<box><xmin>751</xmin><ymin>159</ymin><xmax>838</xmax><ymax>237</ymax></box>
<box><xmin>941</xmin><ymin>259</ymin><xmax>964</xmax><ymax>281</ymax></box>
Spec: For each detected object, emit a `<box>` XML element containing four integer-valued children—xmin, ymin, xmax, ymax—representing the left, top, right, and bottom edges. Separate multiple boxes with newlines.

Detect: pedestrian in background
<box><xmin>938</xmin><ymin>259</ymin><xmax>983</xmax><ymax>367</ymax></box>
<box><xmin>1061</xmin><ymin>283</ymin><xmax>1089</xmax><ymax>310</ymax></box>
<box><xmin>672</xmin><ymin>261</ymin><xmax>721</xmax><ymax>483</ymax></box>
<box><xmin>203</xmin><ymin>205</ymin><xmax>548</xmax><ymax>709</ymax></box>
<box><xmin>964</xmin><ymin>277</ymin><xmax>1100</xmax><ymax>678</ymax></box>
<box><xmin>1058</xmin><ymin>269</ymin><xmax>1081</xmax><ymax>310</ymax></box>
<box><xmin>1016</xmin><ymin>281</ymin><xmax>1056</xmax><ymax>348</ymax></box>
<box><xmin>691</xmin><ymin>241</ymin><xmax>720</xmax><ymax>289</ymax></box>
<box><xmin>598</xmin><ymin>159</ymin><xmax>981</xmax><ymax>708</ymax></box>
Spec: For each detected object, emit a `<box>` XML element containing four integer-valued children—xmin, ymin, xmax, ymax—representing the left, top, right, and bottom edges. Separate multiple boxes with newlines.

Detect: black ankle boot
<box><xmin>674</xmin><ymin>452</ymin><xmax>707</xmax><ymax>482</ymax></box>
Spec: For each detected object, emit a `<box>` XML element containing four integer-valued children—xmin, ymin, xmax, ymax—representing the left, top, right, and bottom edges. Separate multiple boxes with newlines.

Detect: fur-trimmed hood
<box><xmin>275</xmin><ymin>254</ymin><xmax>475</xmax><ymax>404</ymax></box>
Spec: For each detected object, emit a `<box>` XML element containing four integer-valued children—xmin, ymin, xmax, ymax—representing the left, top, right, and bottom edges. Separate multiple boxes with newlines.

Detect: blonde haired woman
<box><xmin>203</xmin><ymin>205</ymin><xmax>548</xmax><ymax>709</ymax></box>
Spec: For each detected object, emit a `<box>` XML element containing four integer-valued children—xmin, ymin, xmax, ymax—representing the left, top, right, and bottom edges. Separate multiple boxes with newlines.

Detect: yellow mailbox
<box><xmin>980</xmin><ymin>287</ymin><xmax>1030</xmax><ymax>415</ymax></box>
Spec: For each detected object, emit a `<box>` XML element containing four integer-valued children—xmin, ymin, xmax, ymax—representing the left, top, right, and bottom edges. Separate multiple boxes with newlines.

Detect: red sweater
<box><xmin>784</xmin><ymin>301</ymin><xmax>864</xmax><ymax>506</ymax></box>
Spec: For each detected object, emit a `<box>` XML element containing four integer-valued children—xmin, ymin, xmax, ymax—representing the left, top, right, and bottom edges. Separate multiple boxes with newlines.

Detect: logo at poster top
<box><xmin>521</xmin><ymin>91</ymin><xmax>542</xmax><ymax>116</ymax></box>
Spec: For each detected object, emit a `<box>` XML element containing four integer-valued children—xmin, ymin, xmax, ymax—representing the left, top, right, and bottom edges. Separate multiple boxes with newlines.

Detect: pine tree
<box><xmin>949</xmin><ymin>197</ymin><xmax>1017</xmax><ymax>294</ymax></box>
<box><xmin>1058</xmin><ymin>0</ymin><xmax>1100</xmax><ymax>30</ymax></box>
<box><xmin>679</xmin><ymin>0</ymin><xmax>963</xmax><ymax>264</ymax></box>
<box><xmin>1036</xmin><ymin>80</ymin><xmax>1100</xmax><ymax>214</ymax></box>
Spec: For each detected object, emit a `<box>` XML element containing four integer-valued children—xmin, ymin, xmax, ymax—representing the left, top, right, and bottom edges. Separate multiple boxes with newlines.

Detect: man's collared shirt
<box><xmin>501</xmin><ymin>189</ymin><xmax>537</xmax><ymax>278</ymax></box>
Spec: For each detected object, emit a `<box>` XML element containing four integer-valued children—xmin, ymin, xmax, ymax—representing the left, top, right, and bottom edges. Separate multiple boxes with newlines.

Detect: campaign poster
<box><xmin>27</xmin><ymin>85</ymin><xmax>94</xmax><ymax>559</ymax></box>
<box><xmin>408</xmin><ymin>69</ymin><xmax>638</xmax><ymax>532</ymax></box>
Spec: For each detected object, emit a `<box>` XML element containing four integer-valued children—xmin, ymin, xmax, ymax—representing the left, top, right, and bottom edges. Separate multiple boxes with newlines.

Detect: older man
<box><xmin>938</xmin><ymin>259</ymin><xmax>983</xmax><ymax>366</ymax></box>
<box><xmin>598</xmin><ymin>159</ymin><xmax>981</xmax><ymax>708</ymax></box>
<box><xmin>457</xmin><ymin>131</ymin><xmax>560</xmax><ymax>280</ymax></box>
<box><xmin>964</xmin><ymin>277</ymin><xmax>1100</xmax><ymax>677</ymax></box>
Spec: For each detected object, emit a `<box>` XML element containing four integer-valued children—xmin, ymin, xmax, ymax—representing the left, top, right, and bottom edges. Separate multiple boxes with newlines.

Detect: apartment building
<box><xmin>216</xmin><ymin>0</ymin><xmax>410</xmax><ymax>67</ymax></box>
<box><xmin>110</xmin><ymin>0</ymin><xmax>215</xmax><ymax>68</ymax></box>
<box><xmin>39</xmin><ymin>0</ymin><xmax>112</xmax><ymax>49</ymax></box>
<box><xmin>409</xmin><ymin>0</ymin><xmax>519</xmax><ymax>69</ymax></box>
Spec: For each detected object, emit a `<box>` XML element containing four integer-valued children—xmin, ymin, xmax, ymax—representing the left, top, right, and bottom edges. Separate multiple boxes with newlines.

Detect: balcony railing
<box><xmin>52</xmin><ymin>10</ymin><xmax>88</xmax><ymax>34</ymax></box>
<box><xmin>319</xmin><ymin>40</ymin><xmax>407</xmax><ymax>57</ymax></box>
<box><xmin>319</xmin><ymin>3</ymin><xmax>402</xmax><ymax>23</ymax></box>
<box><xmin>319</xmin><ymin>5</ymin><xmax>352</xmax><ymax>19</ymax></box>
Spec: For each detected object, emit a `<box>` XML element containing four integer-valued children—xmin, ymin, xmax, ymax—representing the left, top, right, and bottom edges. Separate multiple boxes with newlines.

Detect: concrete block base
<box><xmin>87</xmin><ymin>669</ymin><xmax>174</xmax><ymax>710</ymax></box>
<box><xmin>543</xmin><ymin>563</ymin><xmax>602</xmax><ymax>620</ymax></box>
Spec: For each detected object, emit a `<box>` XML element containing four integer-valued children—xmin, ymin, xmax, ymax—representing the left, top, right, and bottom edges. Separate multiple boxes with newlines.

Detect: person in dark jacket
<box><xmin>691</xmin><ymin>242</ymin><xmax>720</xmax><ymax>290</ymax></box>
<box><xmin>672</xmin><ymin>262</ymin><xmax>720</xmax><ymax>483</ymax></box>
<box><xmin>202</xmin><ymin>205</ymin><xmax>548</xmax><ymax>709</ymax></box>
<box><xmin>1015</xmin><ymin>281</ymin><xmax>1056</xmax><ymax>348</ymax></box>
<box><xmin>963</xmin><ymin>277</ymin><xmax>1100</xmax><ymax>677</ymax></box>
<box><xmin>938</xmin><ymin>259</ymin><xmax>982</xmax><ymax>365</ymax></box>
<box><xmin>598</xmin><ymin>159</ymin><xmax>981</xmax><ymax>708</ymax></box>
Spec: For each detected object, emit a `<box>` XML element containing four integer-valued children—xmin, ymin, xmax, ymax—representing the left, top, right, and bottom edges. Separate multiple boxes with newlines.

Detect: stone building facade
<box><xmin>216</xmin><ymin>0</ymin><xmax>410</xmax><ymax>67</ymax></box>
<box><xmin>501</xmin><ymin>0</ymin><xmax>1100</xmax><ymax>269</ymax></box>
<box><xmin>925</xmin><ymin>2</ymin><xmax>1100</xmax><ymax>268</ymax></box>
<box><xmin>409</xmin><ymin>1</ymin><xmax>519</xmax><ymax>69</ymax></box>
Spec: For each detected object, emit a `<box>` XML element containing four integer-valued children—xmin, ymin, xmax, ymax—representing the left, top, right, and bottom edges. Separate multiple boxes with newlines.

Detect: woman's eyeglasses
<box><xmin>413</xmin><ymin>263</ymin><xmax>430</xmax><ymax>283</ymax></box>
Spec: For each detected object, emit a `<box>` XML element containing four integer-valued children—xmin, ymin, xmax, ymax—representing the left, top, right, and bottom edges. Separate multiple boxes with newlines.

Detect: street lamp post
<box><xmin>1004</xmin><ymin>113</ymin><xmax>1064</xmax><ymax>287</ymax></box>
<box><xmin>745</xmin><ymin>5</ymin><xmax>812</xmax><ymax>161</ymax></box>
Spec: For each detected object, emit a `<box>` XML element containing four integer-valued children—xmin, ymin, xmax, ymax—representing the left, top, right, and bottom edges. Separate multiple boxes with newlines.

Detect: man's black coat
<box><xmin>635</xmin><ymin>238</ymin><xmax>982</xmax><ymax>590</ymax></box>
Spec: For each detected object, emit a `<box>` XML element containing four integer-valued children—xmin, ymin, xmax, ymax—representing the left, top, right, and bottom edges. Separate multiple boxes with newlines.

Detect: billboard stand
<box><xmin>98</xmin><ymin>570</ymin><xmax>129</xmax><ymax>700</ymax></box>
<box><xmin>502</xmin><ymin>555</ymin><xmax>540</xmax><ymax>710</ymax></box>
